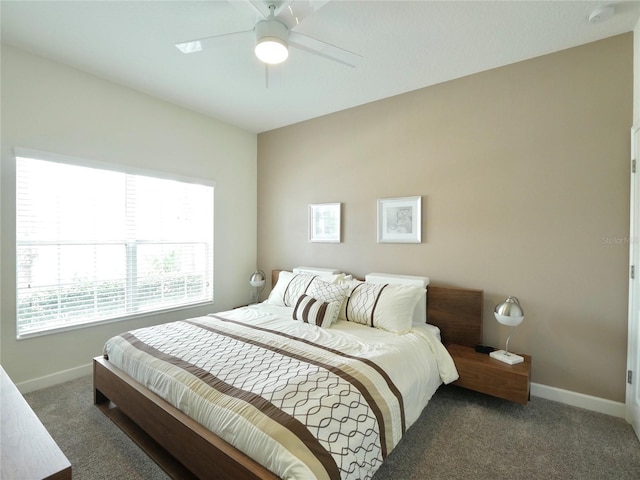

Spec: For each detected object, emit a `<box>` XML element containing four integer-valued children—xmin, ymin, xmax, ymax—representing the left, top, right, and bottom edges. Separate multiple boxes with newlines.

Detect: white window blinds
<box><xmin>16</xmin><ymin>153</ymin><xmax>214</xmax><ymax>337</ymax></box>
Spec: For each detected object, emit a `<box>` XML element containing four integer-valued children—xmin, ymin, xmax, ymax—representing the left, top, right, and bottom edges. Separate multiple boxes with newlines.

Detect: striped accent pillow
<box><xmin>292</xmin><ymin>294</ymin><xmax>341</xmax><ymax>328</ymax></box>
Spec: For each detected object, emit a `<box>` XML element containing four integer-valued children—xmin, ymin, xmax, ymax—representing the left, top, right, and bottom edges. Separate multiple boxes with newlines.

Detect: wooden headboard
<box><xmin>271</xmin><ymin>270</ymin><xmax>483</xmax><ymax>346</ymax></box>
<box><xmin>426</xmin><ymin>286</ymin><xmax>483</xmax><ymax>346</ymax></box>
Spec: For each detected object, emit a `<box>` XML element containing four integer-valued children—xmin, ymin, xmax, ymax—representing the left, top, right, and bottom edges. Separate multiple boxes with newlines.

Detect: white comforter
<box><xmin>104</xmin><ymin>302</ymin><xmax>458</xmax><ymax>480</ymax></box>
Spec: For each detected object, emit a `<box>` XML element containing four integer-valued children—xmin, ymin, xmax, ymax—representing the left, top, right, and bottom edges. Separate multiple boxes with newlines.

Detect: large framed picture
<box><xmin>309</xmin><ymin>203</ymin><xmax>341</xmax><ymax>243</ymax></box>
<box><xmin>377</xmin><ymin>196</ymin><xmax>421</xmax><ymax>243</ymax></box>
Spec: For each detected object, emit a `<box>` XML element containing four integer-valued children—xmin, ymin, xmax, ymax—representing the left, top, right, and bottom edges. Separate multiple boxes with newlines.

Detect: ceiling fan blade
<box><xmin>274</xmin><ymin>0</ymin><xmax>331</xmax><ymax>29</ymax></box>
<box><xmin>175</xmin><ymin>30</ymin><xmax>253</xmax><ymax>54</ymax></box>
<box><xmin>238</xmin><ymin>0</ymin><xmax>268</xmax><ymax>20</ymax></box>
<box><xmin>289</xmin><ymin>31</ymin><xmax>362</xmax><ymax>67</ymax></box>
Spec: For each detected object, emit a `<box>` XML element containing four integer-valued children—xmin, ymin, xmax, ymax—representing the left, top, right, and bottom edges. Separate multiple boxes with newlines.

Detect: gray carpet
<box><xmin>24</xmin><ymin>376</ymin><xmax>640</xmax><ymax>480</ymax></box>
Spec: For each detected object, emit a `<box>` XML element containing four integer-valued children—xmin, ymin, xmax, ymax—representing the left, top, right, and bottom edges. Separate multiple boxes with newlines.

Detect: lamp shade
<box><xmin>255</xmin><ymin>38</ymin><xmax>288</xmax><ymax>64</ymax></box>
<box><xmin>494</xmin><ymin>296</ymin><xmax>524</xmax><ymax>327</ymax></box>
<box><xmin>249</xmin><ymin>270</ymin><xmax>266</xmax><ymax>288</ymax></box>
<box><xmin>255</xmin><ymin>19</ymin><xmax>289</xmax><ymax>64</ymax></box>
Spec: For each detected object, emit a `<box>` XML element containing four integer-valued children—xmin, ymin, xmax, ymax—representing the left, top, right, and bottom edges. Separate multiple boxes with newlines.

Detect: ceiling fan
<box><xmin>175</xmin><ymin>0</ymin><xmax>362</xmax><ymax>68</ymax></box>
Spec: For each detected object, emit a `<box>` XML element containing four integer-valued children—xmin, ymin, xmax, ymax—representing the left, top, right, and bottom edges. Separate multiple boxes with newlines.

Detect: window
<box><xmin>15</xmin><ymin>150</ymin><xmax>214</xmax><ymax>337</ymax></box>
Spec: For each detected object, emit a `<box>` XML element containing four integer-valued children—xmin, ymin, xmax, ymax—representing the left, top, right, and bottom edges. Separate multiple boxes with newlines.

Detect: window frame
<box><xmin>14</xmin><ymin>147</ymin><xmax>215</xmax><ymax>339</ymax></box>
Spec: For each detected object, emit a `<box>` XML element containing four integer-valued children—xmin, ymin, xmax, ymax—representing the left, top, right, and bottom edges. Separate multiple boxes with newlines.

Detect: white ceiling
<box><xmin>2</xmin><ymin>1</ymin><xmax>639</xmax><ymax>134</ymax></box>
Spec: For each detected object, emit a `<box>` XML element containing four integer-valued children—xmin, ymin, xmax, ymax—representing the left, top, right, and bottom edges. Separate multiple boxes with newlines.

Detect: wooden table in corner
<box><xmin>1</xmin><ymin>366</ymin><xmax>72</xmax><ymax>480</ymax></box>
<box><xmin>446</xmin><ymin>343</ymin><xmax>532</xmax><ymax>405</ymax></box>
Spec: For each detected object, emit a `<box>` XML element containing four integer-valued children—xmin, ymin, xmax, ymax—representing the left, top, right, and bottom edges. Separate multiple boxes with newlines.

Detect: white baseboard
<box><xmin>15</xmin><ymin>363</ymin><xmax>93</xmax><ymax>394</ymax></box>
<box><xmin>531</xmin><ymin>382</ymin><xmax>626</xmax><ymax>418</ymax></box>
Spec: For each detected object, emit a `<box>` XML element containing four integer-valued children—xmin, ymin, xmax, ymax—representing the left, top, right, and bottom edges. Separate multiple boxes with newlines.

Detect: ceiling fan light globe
<box><xmin>255</xmin><ymin>38</ymin><xmax>288</xmax><ymax>64</ymax></box>
<box><xmin>254</xmin><ymin>18</ymin><xmax>289</xmax><ymax>64</ymax></box>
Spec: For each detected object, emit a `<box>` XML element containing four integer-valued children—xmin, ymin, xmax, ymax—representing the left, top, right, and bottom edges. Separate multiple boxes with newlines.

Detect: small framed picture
<box><xmin>377</xmin><ymin>196</ymin><xmax>421</xmax><ymax>243</ymax></box>
<box><xmin>309</xmin><ymin>203</ymin><xmax>341</xmax><ymax>243</ymax></box>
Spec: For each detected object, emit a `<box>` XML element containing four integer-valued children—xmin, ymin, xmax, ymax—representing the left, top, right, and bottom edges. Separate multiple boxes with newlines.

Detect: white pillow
<box><xmin>266</xmin><ymin>271</ymin><xmax>344</xmax><ymax>307</ymax></box>
<box><xmin>292</xmin><ymin>266</ymin><xmax>341</xmax><ymax>275</ymax></box>
<box><xmin>305</xmin><ymin>279</ymin><xmax>348</xmax><ymax>325</ymax></box>
<box><xmin>343</xmin><ymin>283</ymin><xmax>426</xmax><ymax>334</ymax></box>
<box><xmin>306</xmin><ymin>279</ymin><xmax>349</xmax><ymax>304</ymax></box>
<box><xmin>365</xmin><ymin>273</ymin><xmax>429</xmax><ymax>323</ymax></box>
<box><xmin>338</xmin><ymin>278</ymin><xmax>364</xmax><ymax>320</ymax></box>
<box><xmin>266</xmin><ymin>271</ymin><xmax>314</xmax><ymax>306</ymax></box>
<box><xmin>292</xmin><ymin>294</ymin><xmax>342</xmax><ymax>328</ymax></box>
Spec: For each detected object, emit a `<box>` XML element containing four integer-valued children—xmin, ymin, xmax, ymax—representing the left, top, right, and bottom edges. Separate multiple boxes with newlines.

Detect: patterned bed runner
<box><xmin>104</xmin><ymin>314</ymin><xmax>405</xmax><ymax>480</ymax></box>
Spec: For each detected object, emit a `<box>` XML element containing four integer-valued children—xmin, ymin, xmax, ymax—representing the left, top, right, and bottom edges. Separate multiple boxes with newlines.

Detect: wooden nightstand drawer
<box><xmin>447</xmin><ymin>343</ymin><xmax>531</xmax><ymax>404</ymax></box>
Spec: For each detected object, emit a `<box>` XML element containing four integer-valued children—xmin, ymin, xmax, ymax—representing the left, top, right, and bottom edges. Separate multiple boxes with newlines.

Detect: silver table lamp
<box><xmin>490</xmin><ymin>296</ymin><xmax>525</xmax><ymax>365</ymax></box>
<box><xmin>249</xmin><ymin>270</ymin><xmax>266</xmax><ymax>304</ymax></box>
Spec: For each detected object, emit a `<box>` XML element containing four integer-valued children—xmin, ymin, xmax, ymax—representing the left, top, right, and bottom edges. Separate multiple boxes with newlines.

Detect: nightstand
<box><xmin>446</xmin><ymin>343</ymin><xmax>531</xmax><ymax>404</ymax></box>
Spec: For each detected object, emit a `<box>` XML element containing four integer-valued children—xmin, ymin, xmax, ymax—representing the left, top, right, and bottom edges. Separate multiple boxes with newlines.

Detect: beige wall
<box><xmin>258</xmin><ymin>34</ymin><xmax>633</xmax><ymax>402</ymax></box>
<box><xmin>0</xmin><ymin>46</ymin><xmax>257</xmax><ymax>386</ymax></box>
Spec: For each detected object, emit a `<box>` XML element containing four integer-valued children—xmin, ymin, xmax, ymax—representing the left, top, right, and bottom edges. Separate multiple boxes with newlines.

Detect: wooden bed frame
<box><xmin>94</xmin><ymin>270</ymin><xmax>483</xmax><ymax>480</ymax></box>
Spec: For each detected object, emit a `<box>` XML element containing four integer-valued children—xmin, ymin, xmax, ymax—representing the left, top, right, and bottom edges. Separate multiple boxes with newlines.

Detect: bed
<box><xmin>94</xmin><ymin>269</ymin><xmax>483</xmax><ymax>479</ymax></box>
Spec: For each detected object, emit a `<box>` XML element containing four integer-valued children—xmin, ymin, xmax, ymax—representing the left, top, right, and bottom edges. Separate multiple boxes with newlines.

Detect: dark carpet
<box><xmin>24</xmin><ymin>376</ymin><xmax>640</xmax><ymax>479</ymax></box>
